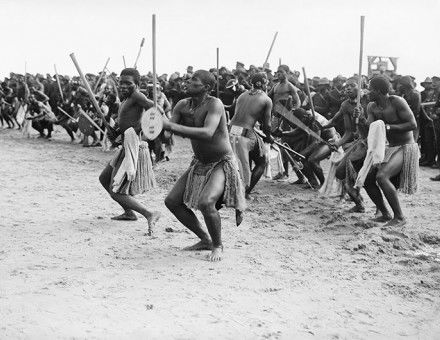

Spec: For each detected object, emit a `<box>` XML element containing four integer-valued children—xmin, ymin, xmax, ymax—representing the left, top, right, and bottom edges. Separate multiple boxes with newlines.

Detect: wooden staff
<box><xmin>356</xmin><ymin>16</ymin><xmax>365</xmax><ymax>125</ymax></box>
<box><xmin>263</xmin><ymin>31</ymin><xmax>278</xmax><ymax>67</ymax></box>
<box><xmin>216</xmin><ymin>47</ymin><xmax>220</xmax><ymax>98</ymax></box>
<box><xmin>152</xmin><ymin>15</ymin><xmax>157</xmax><ymax>107</ymax></box>
<box><xmin>122</xmin><ymin>55</ymin><xmax>127</xmax><ymax>68</ymax></box>
<box><xmin>302</xmin><ymin>67</ymin><xmax>316</xmax><ymax>120</ymax></box>
<box><xmin>69</xmin><ymin>53</ymin><xmax>113</xmax><ymax>131</ymax></box>
<box><xmin>134</xmin><ymin>38</ymin><xmax>145</xmax><ymax>69</ymax></box>
<box><xmin>93</xmin><ymin>57</ymin><xmax>110</xmax><ymax>93</ymax></box>
<box><xmin>57</xmin><ymin>106</ymin><xmax>77</xmax><ymax>121</ymax></box>
<box><xmin>279</xmin><ymin>58</ymin><xmax>282</xmax><ymax>67</ymax></box>
<box><xmin>54</xmin><ymin>64</ymin><xmax>64</xmax><ymax>102</ymax></box>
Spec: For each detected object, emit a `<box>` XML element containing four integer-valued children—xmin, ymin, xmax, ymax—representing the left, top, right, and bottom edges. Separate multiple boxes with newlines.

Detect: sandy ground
<box><xmin>1</xmin><ymin>126</ymin><xmax>440</xmax><ymax>339</ymax></box>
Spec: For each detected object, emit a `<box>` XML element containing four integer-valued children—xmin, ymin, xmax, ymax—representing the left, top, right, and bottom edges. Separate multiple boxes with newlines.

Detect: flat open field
<box><xmin>1</xmin><ymin>127</ymin><xmax>439</xmax><ymax>339</ymax></box>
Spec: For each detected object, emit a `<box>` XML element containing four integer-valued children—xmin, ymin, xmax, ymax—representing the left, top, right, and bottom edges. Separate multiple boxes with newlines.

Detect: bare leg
<box><xmin>363</xmin><ymin>169</ymin><xmax>392</xmax><ymax>221</ymax></box>
<box><xmin>376</xmin><ymin>149</ymin><xmax>406</xmax><ymax>226</ymax></box>
<box><xmin>246</xmin><ymin>154</ymin><xmax>266</xmax><ymax>197</ymax></box>
<box><xmin>198</xmin><ymin>165</ymin><xmax>227</xmax><ymax>262</ymax></box>
<box><xmin>99</xmin><ymin>165</ymin><xmax>160</xmax><ymax>234</ymax></box>
<box><xmin>164</xmin><ymin>169</ymin><xmax>211</xmax><ymax>250</ymax></box>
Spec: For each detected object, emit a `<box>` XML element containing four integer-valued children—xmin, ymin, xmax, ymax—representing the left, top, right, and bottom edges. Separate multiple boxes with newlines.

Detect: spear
<box><xmin>134</xmin><ymin>37</ymin><xmax>145</xmax><ymax>69</ymax></box>
<box><xmin>93</xmin><ymin>57</ymin><xmax>110</xmax><ymax>93</ymax></box>
<box><xmin>263</xmin><ymin>31</ymin><xmax>278</xmax><ymax>67</ymax></box>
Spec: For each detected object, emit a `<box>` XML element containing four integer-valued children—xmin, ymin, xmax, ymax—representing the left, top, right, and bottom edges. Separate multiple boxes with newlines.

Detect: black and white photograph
<box><xmin>1</xmin><ymin>0</ymin><xmax>439</xmax><ymax>338</ymax></box>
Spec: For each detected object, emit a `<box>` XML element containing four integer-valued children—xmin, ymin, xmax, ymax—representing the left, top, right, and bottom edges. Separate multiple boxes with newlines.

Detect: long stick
<box><xmin>254</xmin><ymin>128</ymin><xmax>305</xmax><ymax>160</ymax></box>
<box><xmin>80</xmin><ymin>110</ymin><xmax>105</xmax><ymax>135</ymax></box>
<box><xmin>57</xmin><ymin>106</ymin><xmax>77</xmax><ymax>121</ymax></box>
<box><xmin>152</xmin><ymin>15</ymin><xmax>157</xmax><ymax>107</ymax></box>
<box><xmin>263</xmin><ymin>31</ymin><xmax>278</xmax><ymax>67</ymax></box>
<box><xmin>216</xmin><ymin>47</ymin><xmax>220</xmax><ymax>98</ymax></box>
<box><xmin>54</xmin><ymin>64</ymin><xmax>64</xmax><ymax>102</ymax></box>
<box><xmin>122</xmin><ymin>55</ymin><xmax>127</xmax><ymax>68</ymax></box>
<box><xmin>356</xmin><ymin>16</ymin><xmax>365</xmax><ymax>125</ymax></box>
<box><xmin>133</xmin><ymin>37</ymin><xmax>145</xmax><ymax>69</ymax></box>
<box><xmin>69</xmin><ymin>53</ymin><xmax>112</xmax><ymax>130</ymax></box>
<box><xmin>302</xmin><ymin>67</ymin><xmax>316</xmax><ymax>121</ymax></box>
<box><xmin>94</xmin><ymin>57</ymin><xmax>110</xmax><ymax>93</ymax></box>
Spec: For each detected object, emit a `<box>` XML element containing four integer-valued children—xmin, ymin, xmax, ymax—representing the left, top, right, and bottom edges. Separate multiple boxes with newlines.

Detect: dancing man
<box><xmin>363</xmin><ymin>75</ymin><xmax>418</xmax><ymax>226</ymax></box>
<box><xmin>229</xmin><ymin>72</ymin><xmax>273</xmax><ymax>198</ymax></box>
<box><xmin>163</xmin><ymin>70</ymin><xmax>246</xmax><ymax>262</ymax></box>
<box><xmin>99</xmin><ymin>68</ymin><xmax>161</xmax><ymax>234</ymax></box>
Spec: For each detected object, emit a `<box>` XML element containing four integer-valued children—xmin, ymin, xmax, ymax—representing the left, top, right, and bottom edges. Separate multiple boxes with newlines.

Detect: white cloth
<box><xmin>112</xmin><ymin>128</ymin><xmax>140</xmax><ymax>192</ymax></box>
<box><xmin>354</xmin><ymin>120</ymin><xmax>386</xmax><ymax>189</ymax></box>
<box><xmin>319</xmin><ymin>146</ymin><xmax>344</xmax><ymax>196</ymax></box>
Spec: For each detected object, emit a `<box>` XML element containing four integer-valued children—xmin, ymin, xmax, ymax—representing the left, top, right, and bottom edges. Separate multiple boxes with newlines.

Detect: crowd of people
<box><xmin>1</xmin><ymin>62</ymin><xmax>439</xmax><ymax>261</ymax></box>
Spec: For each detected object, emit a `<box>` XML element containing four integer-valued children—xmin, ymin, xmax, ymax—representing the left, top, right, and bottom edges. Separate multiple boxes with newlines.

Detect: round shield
<box><xmin>78</xmin><ymin>114</ymin><xmax>95</xmax><ymax>135</ymax></box>
<box><xmin>141</xmin><ymin>106</ymin><xmax>163</xmax><ymax>140</ymax></box>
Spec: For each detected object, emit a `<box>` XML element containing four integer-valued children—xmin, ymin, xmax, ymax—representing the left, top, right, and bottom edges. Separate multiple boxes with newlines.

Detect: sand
<box><xmin>1</xmin><ymin>127</ymin><xmax>440</xmax><ymax>339</ymax></box>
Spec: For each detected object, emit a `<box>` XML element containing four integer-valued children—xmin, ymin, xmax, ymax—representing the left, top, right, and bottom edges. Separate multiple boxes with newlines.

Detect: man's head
<box><xmin>368</xmin><ymin>75</ymin><xmax>391</xmax><ymax>101</ymax></box>
<box><xmin>185</xmin><ymin>69</ymin><xmax>216</xmax><ymax>96</ymax></box>
<box><xmin>344</xmin><ymin>77</ymin><xmax>359</xmax><ymax>99</ymax></box>
<box><xmin>119</xmin><ymin>68</ymin><xmax>140</xmax><ymax>99</ymax></box>
<box><xmin>317</xmin><ymin>78</ymin><xmax>330</xmax><ymax>93</ymax></box>
<box><xmin>333</xmin><ymin>75</ymin><xmax>347</xmax><ymax>90</ymax></box>
<box><xmin>276</xmin><ymin>65</ymin><xmax>289</xmax><ymax>82</ymax></box>
<box><xmin>421</xmin><ymin>77</ymin><xmax>433</xmax><ymax>90</ymax></box>
<box><xmin>396</xmin><ymin>75</ymin><xmax>414</xmax><ymax>93</ymax></box>
<box><xmin>432</xmin><ymin>76</ymin><xmax>440</xmax><ymax>90</ymax></box>
<box><xmin>251</xmin><ymin>72</ymin><xmax>267</xmax><ymax>90</ymax></box>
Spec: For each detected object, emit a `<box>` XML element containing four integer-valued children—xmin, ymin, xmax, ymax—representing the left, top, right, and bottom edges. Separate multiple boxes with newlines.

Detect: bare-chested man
<box><xmin>229</xmin><ymin>73</ymin><xmax>273</xmax><ymax>198</ymax></box>
<box><xmin>269</xmin><ymin>65</ymin><xmax>301</xmax><ymax>180</ymax></box>
<box><xmin>99</xmin><ymin>68</ymin><xmax>161</xmax><ymax>234</ymax></box>
<box><xmin>163</xmin><ymin>70</ymin><xmax>246</xmax><ymax>262</ymax></box>
<box><xmin>363</xmin><ymin>75</ymin><xmax>418</xmax><ymax>227</ymax></box>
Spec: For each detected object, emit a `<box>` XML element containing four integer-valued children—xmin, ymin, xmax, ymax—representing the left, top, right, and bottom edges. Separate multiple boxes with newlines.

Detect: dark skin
<box><xmin>363</xmin><ymin>84</ymin><xmax>417</xmax><ymax>226</ymax></box>
<box><xmin>98</xmin><ymin>74</ymin><xmax>161</xmax><ymax>234</ymax></box>
<box><xmin>230</xmin><ymin>83</ymin><xmax>272</xmax><ymax>197</ymax></box>
<box><xmin>163</xmin><ymin>72</ymin><xmax>237</xmax><ymax>262</ymax></box>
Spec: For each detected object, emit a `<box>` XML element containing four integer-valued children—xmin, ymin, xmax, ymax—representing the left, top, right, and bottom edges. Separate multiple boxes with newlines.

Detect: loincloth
<box><xmin>109</xmin><ymin>142</ymin><xmax>156</xmax><ymax>195</ymax></box>
<box><xmin>229</xmin><ymin>125</ymin><xmax>265</xmax><ymax>187</ymax></box>
<box><xmin>379</xmin><ymin>143</ymin><xmax>419</xmax><ymax>194</ymax></box>
<box><xmin>183</xmin><ymin>154</ymin><xmax>246</xmax><ymax>212</ymax></box>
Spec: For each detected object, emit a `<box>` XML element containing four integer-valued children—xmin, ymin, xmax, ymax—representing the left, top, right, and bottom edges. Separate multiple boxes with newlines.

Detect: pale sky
<box><xmin>1</xmin><ymin>0</ymin><xmax>439</xmax><ymax>85</ymax></box>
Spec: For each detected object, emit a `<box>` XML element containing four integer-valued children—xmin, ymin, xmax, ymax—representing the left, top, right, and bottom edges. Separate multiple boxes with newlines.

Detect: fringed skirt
<box><xmin>183</xmin><ymin>154</ymin><xmax>246</xmax><ymax>212</ymax></box>
<box><xmin>382</xmin><ymin>143</ymin><xmax>419</xmax><ymax>194</ymax></box>
<box><xmin>109</xmin><ymin>142</ymin><xmax>156</xmax><ymax>196</ymax></box>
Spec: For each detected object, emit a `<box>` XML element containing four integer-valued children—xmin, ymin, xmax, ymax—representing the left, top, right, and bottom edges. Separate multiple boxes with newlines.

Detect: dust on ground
<box><xmin>1</xmin><ymin>127</ymin><xmax>440</xmax><ymax>339</ymax></box>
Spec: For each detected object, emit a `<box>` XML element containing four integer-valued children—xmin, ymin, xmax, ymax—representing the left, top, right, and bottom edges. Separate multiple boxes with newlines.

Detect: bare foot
<box><xmin>371</xmin><ymin>214</ymin><xmax>392</xmax><ymax>223</ymax></box>
<box><xmin>207</xmin><ymin>246</ymin><xmax>223</xmax><ymax>262</ymax></box>
<box><xmin>182</xmin><ymin>239</ymin><xmax>212</xmax><ymax>251</ymax></box>
<box><xmin>146</xmin><ymin>211</ymin><xmax>161</xmax><ymax>236</ymax></box>
<box><xmin>384</xmin><ymin>217</ymin><xmax>407</xmax><ymax>227</ymax></box>
<box><xmin>348</xmin><ymin>205</ymin><xmax>365</xmax><ymax>213</ymax></box>
<box><xmin>236</xmin><ymin>210</ymin><xmax>244</xmax><ymax>226</ymax></box>
<box><xmin>111</xmin><ymin>212</ymin><xmax>138</xmax><ymax>221</ymax></box>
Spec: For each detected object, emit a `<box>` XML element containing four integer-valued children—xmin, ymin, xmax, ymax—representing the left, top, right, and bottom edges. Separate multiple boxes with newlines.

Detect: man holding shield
<box><xmin>99</xmin><ymin>68</ymin><xmax>161</xmax><ymax>234</ymax></box>
<box><xmin>163</xmin><ymin>70</ymin><xmax>246</xmax><ymax>262</ymax></box>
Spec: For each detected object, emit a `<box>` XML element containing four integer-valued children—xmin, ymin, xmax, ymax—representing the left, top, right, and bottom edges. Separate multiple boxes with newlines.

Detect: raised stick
<box><xmin>263</xmin><ymin>31</ymin><xmax>278</xmax><ymax>67</ymax></box>
<box><xmin>122</xmin><ymin>55</ymin><xmax>127</xmax><ymax>68</ymax></box>
<box><xmin>54</xmin><ymin>64</ymin><xmax>64</xmax><ymax>102</ymax></box>
<box><xmin>57</xmin><ymin>106</ymin><xmax>76</xmax><ymax>121</ymax></box>
<box><xmin>134</xmin><ymin>37</ymin><xmax>145</xmax><ymax>69</ymax></box>
<box><xmin>152</xmin><ymin>15</ymin><xmax>157</xmax><ymax>107</ymax></box>
<box><xmin>302</xmin><ymin>67</ymin><xmax>317</xmax><ymax>121</ymax></box>
<box><xmin>216</xmin><ymin>47</ymin><xmax>220</xmax><ymax>98</ymax></box>
<box><xmin>356</xmin><ymin>16</ymin><xmax>365</xmax><ymax>125</ymax></box>
<box><xmin>69</xmin><ymin>53</ymin><xmax>112</xmax><ymax>131</ymax></box>
<box><xmin>93</xmin><ymin>57</ymin><xmax>110</xmax><ymax>93</ymax></box>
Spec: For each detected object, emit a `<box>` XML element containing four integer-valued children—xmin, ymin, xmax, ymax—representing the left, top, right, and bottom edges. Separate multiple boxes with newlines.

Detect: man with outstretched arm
<box><xmin>229</xmin><ymin>72</ymin><xmax>273</xmax><ymax>198</ymax></box>
<box><xmin>163</xmin><ymin>70</ymin><xmax>246</xmax><ymax>262</ymax></box>
<box><xmin>99</xmin><ymin>68</ymin><xmax>161</xmax><ymax>235</ymax></box>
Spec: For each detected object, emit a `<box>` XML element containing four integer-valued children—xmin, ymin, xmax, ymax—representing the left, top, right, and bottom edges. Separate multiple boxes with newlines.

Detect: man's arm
<box><xmin>133</xmin><ymin>91</ymin><xmax>154</xmax><ymax>110</ymax></box>
<box><xmin>288</xmin><ymin>83</ymin><xmax>300</xmax><ymax>109</ymax></box>
<box><xmin>388</xmin><ymin>96</ymin><xmax>417</xmax><ymax>132</ymax></box>
<box><xmin>261</xmin><ymin>97</ymin><xmax>273</xmax><ymax>142</ymax></box>
<box><xmin>164</xmin><ymin>98</ymin><xmax>223</xmax><ymax>141</ymax></box>
<box><xmin>334</xmin><ymin>112</ymin><xmax>354</xmax><ymax>148</ymax></box>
